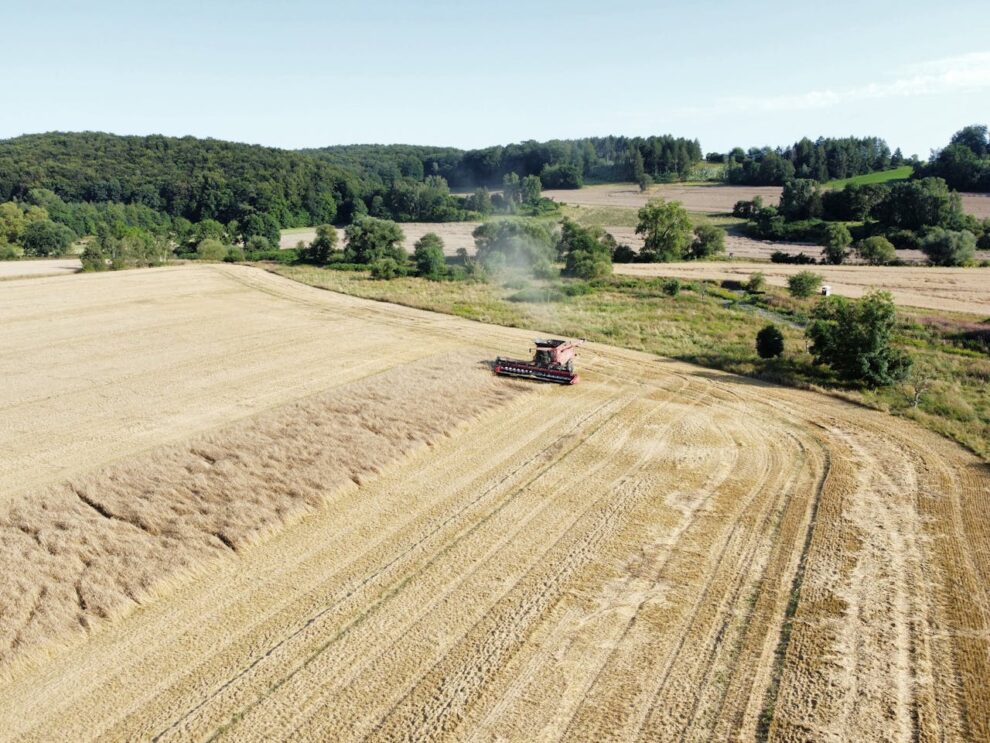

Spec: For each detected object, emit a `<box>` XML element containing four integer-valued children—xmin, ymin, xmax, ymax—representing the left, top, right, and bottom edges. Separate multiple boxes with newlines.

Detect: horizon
<box><xmin>2</xmin><ymin>1</ymin><xmax>988</xmax><ymax>158</ymax></box>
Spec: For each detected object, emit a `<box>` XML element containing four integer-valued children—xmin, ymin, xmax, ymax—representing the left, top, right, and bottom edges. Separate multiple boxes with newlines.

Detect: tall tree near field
<box><xmin>635</xmin><ymin>198</ymin><xmax>692</xmax><ymax>262</ymax></box>
<box><xmin>413</xmin><ymin>232</ymin><xmax>446</xmax><ymax>279</ymax></box>
<box><xmin>344</xmin><ymin>216</ymin><xmax>406</xmax><ymax>264</ymax></box>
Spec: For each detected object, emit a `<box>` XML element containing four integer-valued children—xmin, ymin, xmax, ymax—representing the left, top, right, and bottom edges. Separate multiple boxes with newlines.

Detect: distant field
<box><xmin>0</xmin><ymin>258</ymin><xmax>80</xmax><ymax>279</ymax></box>
<box><xmin>824</xmin><ymin>166</ymin><xmax>914</xmax><ymax>189</ymax></box>
<box><xmin>280</xmin><ymin>222</ymin><xmax>480</xmax><ymax>255</ymax></box>
<box><xmin>614</xmin><ymin>262</ymin><xmax>990</xmax><ymax>316</ymax></box>
<box><xmin>544</xmin><ymin>182</ymin><xmax>783</xmax><ymax>213</ymax></box>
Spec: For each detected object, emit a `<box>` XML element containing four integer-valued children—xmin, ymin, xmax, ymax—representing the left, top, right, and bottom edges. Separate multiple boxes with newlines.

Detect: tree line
<box><xmin>917</xmin><ymin>124</ymin><xmax>990</xmax><ymax>192</ymax></box>
<box><xmin>711</xmin><ymin>136</ymin><xmax>899</xmax><ymax>185</ymax></box>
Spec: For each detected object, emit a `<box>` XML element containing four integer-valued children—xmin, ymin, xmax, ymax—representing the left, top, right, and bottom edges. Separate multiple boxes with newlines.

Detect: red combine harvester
<box><xmin>494</xmin><ymin>339</ymin><xmax>585</xmax><ymax>385</ymax></box>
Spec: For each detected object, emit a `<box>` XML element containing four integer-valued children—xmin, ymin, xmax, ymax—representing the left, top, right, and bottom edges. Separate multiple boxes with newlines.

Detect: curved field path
<box><xmin>0</xmin><ymin>265</ymin><xmax>987</xmax><ymax>742</ymax></box>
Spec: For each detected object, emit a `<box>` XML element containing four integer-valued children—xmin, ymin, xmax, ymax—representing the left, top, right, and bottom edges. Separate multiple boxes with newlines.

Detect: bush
<box><xmin>246</xmin><ymin>235</ymin><xmax>272</xmax><ymax>252</ymax></box>
<box><xmin>661</xmin><ymin>278</ymin><xmax>681</xmax><ymax>296</ymax></box>
<box><xmin>806</xmin><ymin>291</ymin><xmax>912</xmax><ymax>387</ymax></box>
<box><xmin>920</xmin><ymin>228</ymin><xmax>977</xmax><ymax>266</ymax></box>
<box><xmin>21</xmin><ymin>219</ymin><xmax>75</xmax><ymax>256</ymax></box>
<box><xmin>854</xmin><ymin>236</ymin><xmax>896</xmax><ymax>265</ymax></box>
<box><xmin>688</xmin><ymin>224</ymin><xmax>726</xmax><ymax>260</ymax></box>
<box><xmin>770</xmin><ymin>251</ymin><xmax>816</xmax><ymax>265</ymax></box>
<box><xmin>745</xmin><ymin>272</ymin><xmax>766</xmax><ymax>293</ymax></box>
<box><xmin>413</xmin><ymin>232</ymin><xmax>447</xmax><ymax>279</ymax></box>
<box><xmin>196</xmin><ymin>238</ymin><xmax>228</xmax><ymax>261</ymax></box>
<box><xmin>344</xmin><ymin>217</ymin><xmax>405</xmax><ymax>264</ymax></box>
<box><xmin>820</xmin><ymin>223</ymin><xmax>852</xmax><ymax>265</ymax></box>
<box><xmin>611</xmin><ymin>243</ymin><xmax>637</xmax><ymax>263</ymax></box>
<box><xmin>298</xmin><ymin>224</ymin><xmax>339</xmax><ymax>265</ymax></box>
<box><xmin>788</xmin><ymin>270</ymin><xmax>823</xmax><ymax>298</ymax></box>
<box><xmin>223</xmin><ymin>247</ymin><xmax>245</xmax><ymax>262</ymax></box>
<box><xmin>756</xmin><ymin>324</ymin><xmax>784</xmax><ymax>358</ymax></box>
<box><xmin>0</xmin><ymin>242</ymin><xmax>23</xmax><ymax>260</ymax></box>
<box><xmin>79</xmin><ymin>243</ymin><xmax>108</xmax><ymax>271</ymax></box>
<box><xmin>508</xmin><ymin>286</ymin><xmax>565</xmax><ymax>303</ymax></box>
<box><xmin>369</xmin><ymin>257</ymin><xmax>404</xmax><ymax>279</ymax></box>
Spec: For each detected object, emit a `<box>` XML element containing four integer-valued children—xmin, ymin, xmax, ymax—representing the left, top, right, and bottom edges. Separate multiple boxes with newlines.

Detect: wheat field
<box><xmin>0</xmin><ymin>264</ymin><xmax>987</xmax><ymax>742</ymax></box>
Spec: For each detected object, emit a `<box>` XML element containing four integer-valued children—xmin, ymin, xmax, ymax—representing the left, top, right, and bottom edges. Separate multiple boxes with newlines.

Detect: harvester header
<box><xmin>494</xmin><ymin>338</ymin><xmax>585</xmax><ymax>385</ymax></box>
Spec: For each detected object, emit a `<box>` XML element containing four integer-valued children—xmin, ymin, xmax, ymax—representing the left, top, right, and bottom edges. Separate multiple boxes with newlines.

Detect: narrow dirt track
<box><xmin>0</xmin><ymin>265</ymin><xmax>987</xmax><ymax>742</ymax></box>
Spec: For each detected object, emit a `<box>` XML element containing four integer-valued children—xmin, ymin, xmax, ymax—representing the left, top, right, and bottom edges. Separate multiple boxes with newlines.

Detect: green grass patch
<box><xmin>824</xmin><ymin>166</ymin><xmax>913</xmax><ymax>189</ymax></box>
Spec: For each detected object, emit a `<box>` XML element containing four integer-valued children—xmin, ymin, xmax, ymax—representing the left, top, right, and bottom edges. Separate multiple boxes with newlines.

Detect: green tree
<box><xmin>635</xmin><ymin>198</ymin><xmax>692</xmax><ymax>262</ymax></box>
<box><xmin>779</xmin><ymin>179</ymin><xmax>823</xmax><ymax>220</ymax></box>
<box><xmin>820</xmin><ymin>223</ymin><xmax>852</xmax><ymax>265</ymax></box>
<box><xmin>246</xmin><ymin>235</ymin><xmax>272</xmax><ymax>252</ymax></box>
<box><xmin>806</xmin><ymin>291</ymin><xmax>912</xmax><ymax>387</ymax></box>
<box><xmin>413</xmin><ymin>232</ymin><xmax>446</xmax><ymax>279</ymax></box>
<box><xmin>854</xmin><ymin>236</ymin><xmax>896</xmax><ymax>265</ymax></box>
<box><xmin>21</xmin><ymin>219</ymin><xmax>75</xmax><ymax>256</ymax></box>
<box><xmin>521</xmin><ymin>175</ymin><xmax>542</xmax><ymax>205</ymax></box>
<box><xmin>502</xmin><ymin>173</ymin><xmax>521</xmax><ymax>209</ymax></box>
<box><xmin>756</xmin><ymin>324</ymin><xmax>784</xmax><ymax>358</ymax></box>
<box><xmin>343</xmin><ymin>216</ymin><xmax>406</xmax><ymax>264</ymax></box>
<box><xmin>920</xmin><ymin>228</ymin><xmax>976</xmax><ymax>266</ymax></box>
<box><xmin>688</xmin><ymin>224</ymin><xmax>726</xmax><ymax>259</ymax></box>
<box><xmin>466</xmin><ymin>188</ymin><xmax>493</xmax><ymax>215</ymax></box>
<box><xmin>558</xmin><ymin>220</ymin><xmax>613</xmax><ymax>279</ymax></box>
<box><xmin>196</xmin><ymin>238</ymin><xmax>228</xmax><ymax>261</ymax></box>
<box><xmin>472</xmin><ymin>219</ymin><xmax>555</xmax><ymax>277</ymax></box>
<box><xmin>787</xmin><ymin>270</ymin><xmax>823</xmax><ymax>298</ymax></box>
<box><xmin>0</xmin><ymin>202</ymin><xmax>27</xmax><ymax>243</ymax></box>
<box><xmin>299</xmin><ymin>224</ymin><xmax>339</xmax><ymax>264</ymax></box>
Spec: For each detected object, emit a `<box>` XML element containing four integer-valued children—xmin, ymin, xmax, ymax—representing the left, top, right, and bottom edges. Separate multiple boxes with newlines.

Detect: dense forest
<box><xmin>713</xmin><ymin>136</ymin><xmax>898</xmax><ymax>185</ymax></box>
<box><xmin>917</xmin><ymin>125</ymin><xmax>990</xmax><ymax>192</ymax></box>
<box><xmin>307</xmin><ymin>135</ymin><xmax>704</xmax><ymax>188</ymax></box>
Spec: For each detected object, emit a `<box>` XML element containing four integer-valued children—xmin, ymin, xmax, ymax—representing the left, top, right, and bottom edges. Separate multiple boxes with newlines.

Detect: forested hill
<box><xmin>0</xmin><ymin>131</ymin><xmax>359</xmax><ymax>229</ymax></box>
<box><xmin>306</xmin><ymin>135</ymin><xmax>704</xmax><ymax>188</ymax></box>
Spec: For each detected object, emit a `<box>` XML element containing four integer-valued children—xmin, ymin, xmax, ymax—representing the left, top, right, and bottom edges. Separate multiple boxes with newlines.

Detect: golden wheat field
<box><xmin>1</xmin><ymin>264</ymin><xmax>988</xmax><ymax>742</ymax></box>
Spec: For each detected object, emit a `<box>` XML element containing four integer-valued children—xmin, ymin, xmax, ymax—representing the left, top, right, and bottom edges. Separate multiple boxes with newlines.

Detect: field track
<box><xmin>0</xmin><ymin>265</ymin><xmax>988</xmax><ymax>742</ymax></box>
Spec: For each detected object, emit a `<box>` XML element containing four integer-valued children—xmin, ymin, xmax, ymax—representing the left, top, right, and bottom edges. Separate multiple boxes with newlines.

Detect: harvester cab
<box><xmin>494</xmin><ymin>338</ymin><xmax>585</xmax><ymax>385</ymax></box>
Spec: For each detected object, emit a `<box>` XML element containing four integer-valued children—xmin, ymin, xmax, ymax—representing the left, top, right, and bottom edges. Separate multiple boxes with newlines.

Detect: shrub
<box><xmin>688</xmin><ymin>224</ymin><xmax>726</xmax><ymax>260</ymax></box>
<box><xmin>223</xmin><ymin>247</ymin><xmax>245</xmax><ymax>262</ymax></box>
<box><xmin>806</xmin><ymin>291</ymin><xmax>912</xmax><ymax>387</ymax></box>
<box><xmin>611</xmin><ymin>243</ymin><xmax>637</xmax><ymax>263</ymax></box>
<box><xmin>756</xmin><ymin>324</ymin><xmax>785</xmax><ymax>358</ymax></box>
<box><xmin>661</xmin><ymin>278</ymin><xmax>681</xmax><ymax>296</ymax></box>
<box><xmin>413</xmin><ymin>232</ymin><xmax>446</xmax><ymax>279</ymax></box>
<box><xmin>246</xmin><ymin>235</ymin><xmax>272</xmax><ymax>252</ymax></box>
<box><xmin>369</xmin><ymin>257</ymin><xmax>404</xmax><ymax>279</ymax></box>
<box><xmin>0</xmin><ymin>242</ymin><xmax>23</xmax><ymax>260</ymax></box>
<box><xmin>79</xmin><ymin>243</ymin><xmax>108</xmax><ymax>271</ymax></box>
<box><xmin>745</xmin><ymin>272</ymin><xmax>767</xmax><ymax>293</ymax></box>
<box><xmin>21</xmin><ymin>219</ymin><xmax>75</xmax><ymax>256</ymax></box>
<box><xmin>788</xmin><ymin>270</ymin><xmax>823</xmax><ymax>298</ymax></box>
<box><xmin>344</xmin><ymin>217</ymin><xmax>405</xmax><ymax>264</ymax></box>
<box><xmin>854</xmin><ymin>236</ymin><xmax>896</xmax><ymax>265</ymax></box>
<box><xmin>920</xmin><ymin>228</ymin><xmax>977</xmax><ymax>266</ymax></box>
<box><xmin>196</xmin><ymin>238</ymin><xmax>228</xmax><ymax>261</ymax></box>
<box><xmin>770</xmin><ymin>251</ymin><xmax>817</xmax><ymax>265</ymax></box>
<box><xmin>508</xmin><ymin>286</ymin><xmax>565</xmax><ymax>303</ymax></box>
<box><xmin>820</xmin><ymin>223</ymin><xmax>852</xmax><ymax>265</ymax></box>
<box><xmin>299</xmin><ymin>224</ymin><xmax>339</xmax><ymax>265</ymax></box>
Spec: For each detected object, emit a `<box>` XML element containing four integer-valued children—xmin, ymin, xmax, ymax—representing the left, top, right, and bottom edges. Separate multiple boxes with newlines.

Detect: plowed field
<box><xmin>1</xmin><ymin>265</ymin><xmax>987</xmax><ymax>742</ymax></box>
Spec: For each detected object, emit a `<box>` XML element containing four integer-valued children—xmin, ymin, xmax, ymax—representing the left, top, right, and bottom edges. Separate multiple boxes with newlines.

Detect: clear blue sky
<box><xmin>3</xmin><ymin>0</ymin><xmax>988</xmax><ymax>156</ymax></box>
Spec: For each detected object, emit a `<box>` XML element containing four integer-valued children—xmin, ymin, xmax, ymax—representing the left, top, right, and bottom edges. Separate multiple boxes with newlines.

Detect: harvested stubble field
<box><xmin>1</xmin><ymin>265</ymin><xmax>988</xmax><ymax>742</ymax></box>
<box><xmin>614</xmin><ymin>262</ymin><xmax>990</xmax><ymax>316</ymax></box>
<box><xmin>546</xmin><ymin>182</ymin><xmax>990</xmax><ymax>219</ymax></box>
<box><xmin>280</xmin><ymin>222</ymin><xmax>482</xmax><ymax>255</ymax></box>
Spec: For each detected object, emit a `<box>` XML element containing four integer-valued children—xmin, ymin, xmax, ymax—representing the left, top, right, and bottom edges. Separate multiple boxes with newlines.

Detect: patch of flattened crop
<box><xmin>0</xmin><ymin>352</ymin><xmax>527</xmax><ymax>670</ymax></box>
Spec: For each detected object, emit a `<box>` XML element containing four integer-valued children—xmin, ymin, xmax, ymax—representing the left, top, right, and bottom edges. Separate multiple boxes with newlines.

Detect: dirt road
<box><xmin>0</xmin><ymin>265</ymin><xmax>987</xmax><ymax>742</ymax></box>
<box><xmin>614</xmin><ymin>262</ymin><xmax>990</xmax><ymax>315</ymax></box>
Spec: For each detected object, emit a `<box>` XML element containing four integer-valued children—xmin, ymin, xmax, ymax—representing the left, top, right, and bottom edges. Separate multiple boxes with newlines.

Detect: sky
<box><xmin>3</xmin><ymin>0</ymin><xmax>989</xmax><ymax>156</ymax></box>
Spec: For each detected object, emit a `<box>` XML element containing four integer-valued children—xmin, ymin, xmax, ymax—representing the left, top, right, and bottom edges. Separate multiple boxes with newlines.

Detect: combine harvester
<box><xmin>494</xmin><ymin>339</ymin><xmax>585</xmax><ymax>385</ymax></box>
